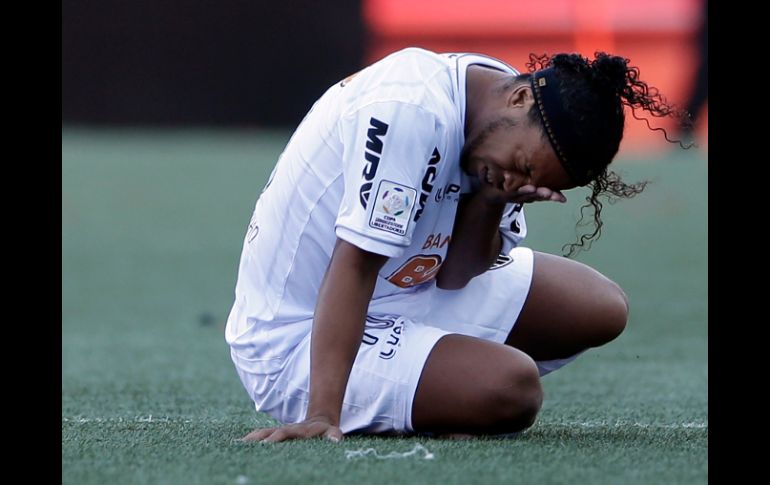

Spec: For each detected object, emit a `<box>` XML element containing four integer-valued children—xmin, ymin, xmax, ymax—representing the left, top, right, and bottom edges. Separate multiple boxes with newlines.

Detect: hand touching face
<box><xmin>478</xmin><ymin>168</ymin><xmax>567</xmax><ymax>204</ymax></box>
<box><xmin>462</xmin><ymin>116</ymin><xmax>575</xmax><ymax>205</ymax></box>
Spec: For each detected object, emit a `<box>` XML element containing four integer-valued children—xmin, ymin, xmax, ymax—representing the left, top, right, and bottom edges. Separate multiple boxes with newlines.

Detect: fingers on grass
<box><xmin>243</xmin><ymin>422</ymin><xmax>344</xmax><ymax>444</ymax></box>
<box><xmin>324</xmin><ymin>427</ymin><xmax>344</xmax><ymax>443</ymax></box>
<box><xmin>241</xmin><ymin>427</ymin><xmax>277</xmax><ymax>442</ymax></box>
<box><xmin>262</xmin><ymin>424</ymin><xmax>318</xmax><ymax>443</ymax></box>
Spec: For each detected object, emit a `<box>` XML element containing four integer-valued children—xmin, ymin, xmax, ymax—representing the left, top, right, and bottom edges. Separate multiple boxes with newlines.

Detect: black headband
<box><xmin>530</xmin><ymin>68</ymin><xmax>594</xmax><ymax>185</ymax></box>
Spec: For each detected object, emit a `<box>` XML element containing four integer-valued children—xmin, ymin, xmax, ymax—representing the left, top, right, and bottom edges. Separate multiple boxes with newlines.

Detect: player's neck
<box><xmin>464</xmin><ymin>65</ymin><xmax>511</xmax><ymax>138</ymax></box>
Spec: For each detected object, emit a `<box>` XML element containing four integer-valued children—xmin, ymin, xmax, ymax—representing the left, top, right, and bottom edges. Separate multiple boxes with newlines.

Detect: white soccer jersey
<box><xmin>226</xmin><ymin>48</ymin><xmax>528</xmax><ymax>378</ymax></box>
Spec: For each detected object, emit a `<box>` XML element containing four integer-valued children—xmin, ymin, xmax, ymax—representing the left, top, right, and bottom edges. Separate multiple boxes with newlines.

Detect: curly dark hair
<box><xmin>522</xmin><ymin>52</ymin><xmax>692</xmax><ymax>257</ymax></box>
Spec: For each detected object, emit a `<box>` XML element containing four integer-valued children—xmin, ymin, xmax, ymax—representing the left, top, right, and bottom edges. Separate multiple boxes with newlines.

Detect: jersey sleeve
<box><xmin>498</xmin><ymin>202</ymin><xmax>528</xmax><ymax>254</ymax></box>
<box><xmin>335</xmin><ymin>101</ymin><xmax>441</xmax><ymax>257</ymax></box>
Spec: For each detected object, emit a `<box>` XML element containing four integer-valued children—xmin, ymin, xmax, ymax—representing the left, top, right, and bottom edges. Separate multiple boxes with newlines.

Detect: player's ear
<box><xmin>507</xmin><ymin>85</ymin><xmax>534</xmax><ymax>110</ymax></box>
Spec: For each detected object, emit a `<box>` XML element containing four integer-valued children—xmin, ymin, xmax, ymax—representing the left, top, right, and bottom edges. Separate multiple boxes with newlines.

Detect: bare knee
<box><xmin>411</xmin><ymin>336</ymin><xmax>544</xmax><ymax>435</ymax></box>
<box><xmin>489</xmin><ymin>357</ymin><xmax>543</xmax><ymax>432</ymax></box>
<box><xmin>597</xmin><ymin>279</ymin><xmax>629</xmax><ymax>345</ymax></box>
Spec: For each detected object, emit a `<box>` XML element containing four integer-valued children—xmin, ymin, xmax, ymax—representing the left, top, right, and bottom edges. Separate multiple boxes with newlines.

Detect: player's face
<box><xmin>461</xmin><ymin>115</ymin><xmax>575</xmax><ymax>193</ymax></box>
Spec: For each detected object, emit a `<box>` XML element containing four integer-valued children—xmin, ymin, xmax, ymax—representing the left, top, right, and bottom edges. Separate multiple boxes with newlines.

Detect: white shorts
<box><xmin>232</xmin><ymin>247</ymin><xmax>578</xmax><ymax>434</ymax></box>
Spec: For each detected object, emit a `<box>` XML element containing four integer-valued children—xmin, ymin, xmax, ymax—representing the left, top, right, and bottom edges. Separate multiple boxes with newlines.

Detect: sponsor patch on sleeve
<box><xmin>368</xmin><ymin>180</ymin><xmax>417</xmax><ymax>236</ymax></box>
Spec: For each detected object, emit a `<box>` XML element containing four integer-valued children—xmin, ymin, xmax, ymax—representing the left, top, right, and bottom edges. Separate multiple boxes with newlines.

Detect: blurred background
<box><xmin>62</xmin><ymin>2</ymin><xmax>707</xmax><ymax>484</ymax></box>
<box><xmin>63</xmin><ymin>0</ymin><xmax>707</xmax><ymax>149</ymax></box>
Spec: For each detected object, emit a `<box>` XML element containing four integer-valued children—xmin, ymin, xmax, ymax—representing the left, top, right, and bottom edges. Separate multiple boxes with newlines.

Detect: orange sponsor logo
<box><xmin>386</xmin><ymin>255</ymin><xmax>443</xmax><ymax>288</ymax></box>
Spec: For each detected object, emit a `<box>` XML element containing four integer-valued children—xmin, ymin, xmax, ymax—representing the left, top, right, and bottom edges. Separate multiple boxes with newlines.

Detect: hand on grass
<box><xmin>240</xmin><ymin>416</ymin><xmax>343</xmax><ymax>443</ymax></box>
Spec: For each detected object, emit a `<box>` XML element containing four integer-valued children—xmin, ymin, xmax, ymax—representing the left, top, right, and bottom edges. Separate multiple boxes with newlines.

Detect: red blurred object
<box><xmin>363</xmin><ymin>0</ymin><xmax>707</xmax><ymax>153</ymax></box>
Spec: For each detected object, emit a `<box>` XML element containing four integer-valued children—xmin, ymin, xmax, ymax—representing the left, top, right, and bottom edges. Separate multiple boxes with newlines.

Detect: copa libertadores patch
<box><xmin>369</xmin><ymin>180</ymin><xmax>417</xmax><ymax>236</ymax></box>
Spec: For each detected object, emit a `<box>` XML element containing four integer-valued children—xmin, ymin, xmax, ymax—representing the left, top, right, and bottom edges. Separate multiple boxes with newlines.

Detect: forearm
<box><xmin>436</xmin><ymin>192</ymin><xmax>506</xmax><ymax>289</ymax></box>
<box><xmin>306</xmin><ymin>239</ymin><xmax>387</xmax><ymax>425</ymax></box>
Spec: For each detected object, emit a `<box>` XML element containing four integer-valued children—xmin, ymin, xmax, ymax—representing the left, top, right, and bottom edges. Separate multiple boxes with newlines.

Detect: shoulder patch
<box><xmin>369</xmin><ymin>180</ymin><xmax>417</xmax><ymax>236</ymax></box>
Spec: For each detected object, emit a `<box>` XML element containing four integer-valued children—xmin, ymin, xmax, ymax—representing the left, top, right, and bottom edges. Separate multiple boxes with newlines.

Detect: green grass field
<box><xmin>62</xmin><ymin>128</ymin><xmax>707</xmax><ymax>484</ymax></box>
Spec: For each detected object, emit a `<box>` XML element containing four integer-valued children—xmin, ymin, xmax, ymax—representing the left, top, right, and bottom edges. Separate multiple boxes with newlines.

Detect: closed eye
<box><xmin>525</xmin><ymin>164</ymin><xmax>536</xmax><ymax>185</ymax></box>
